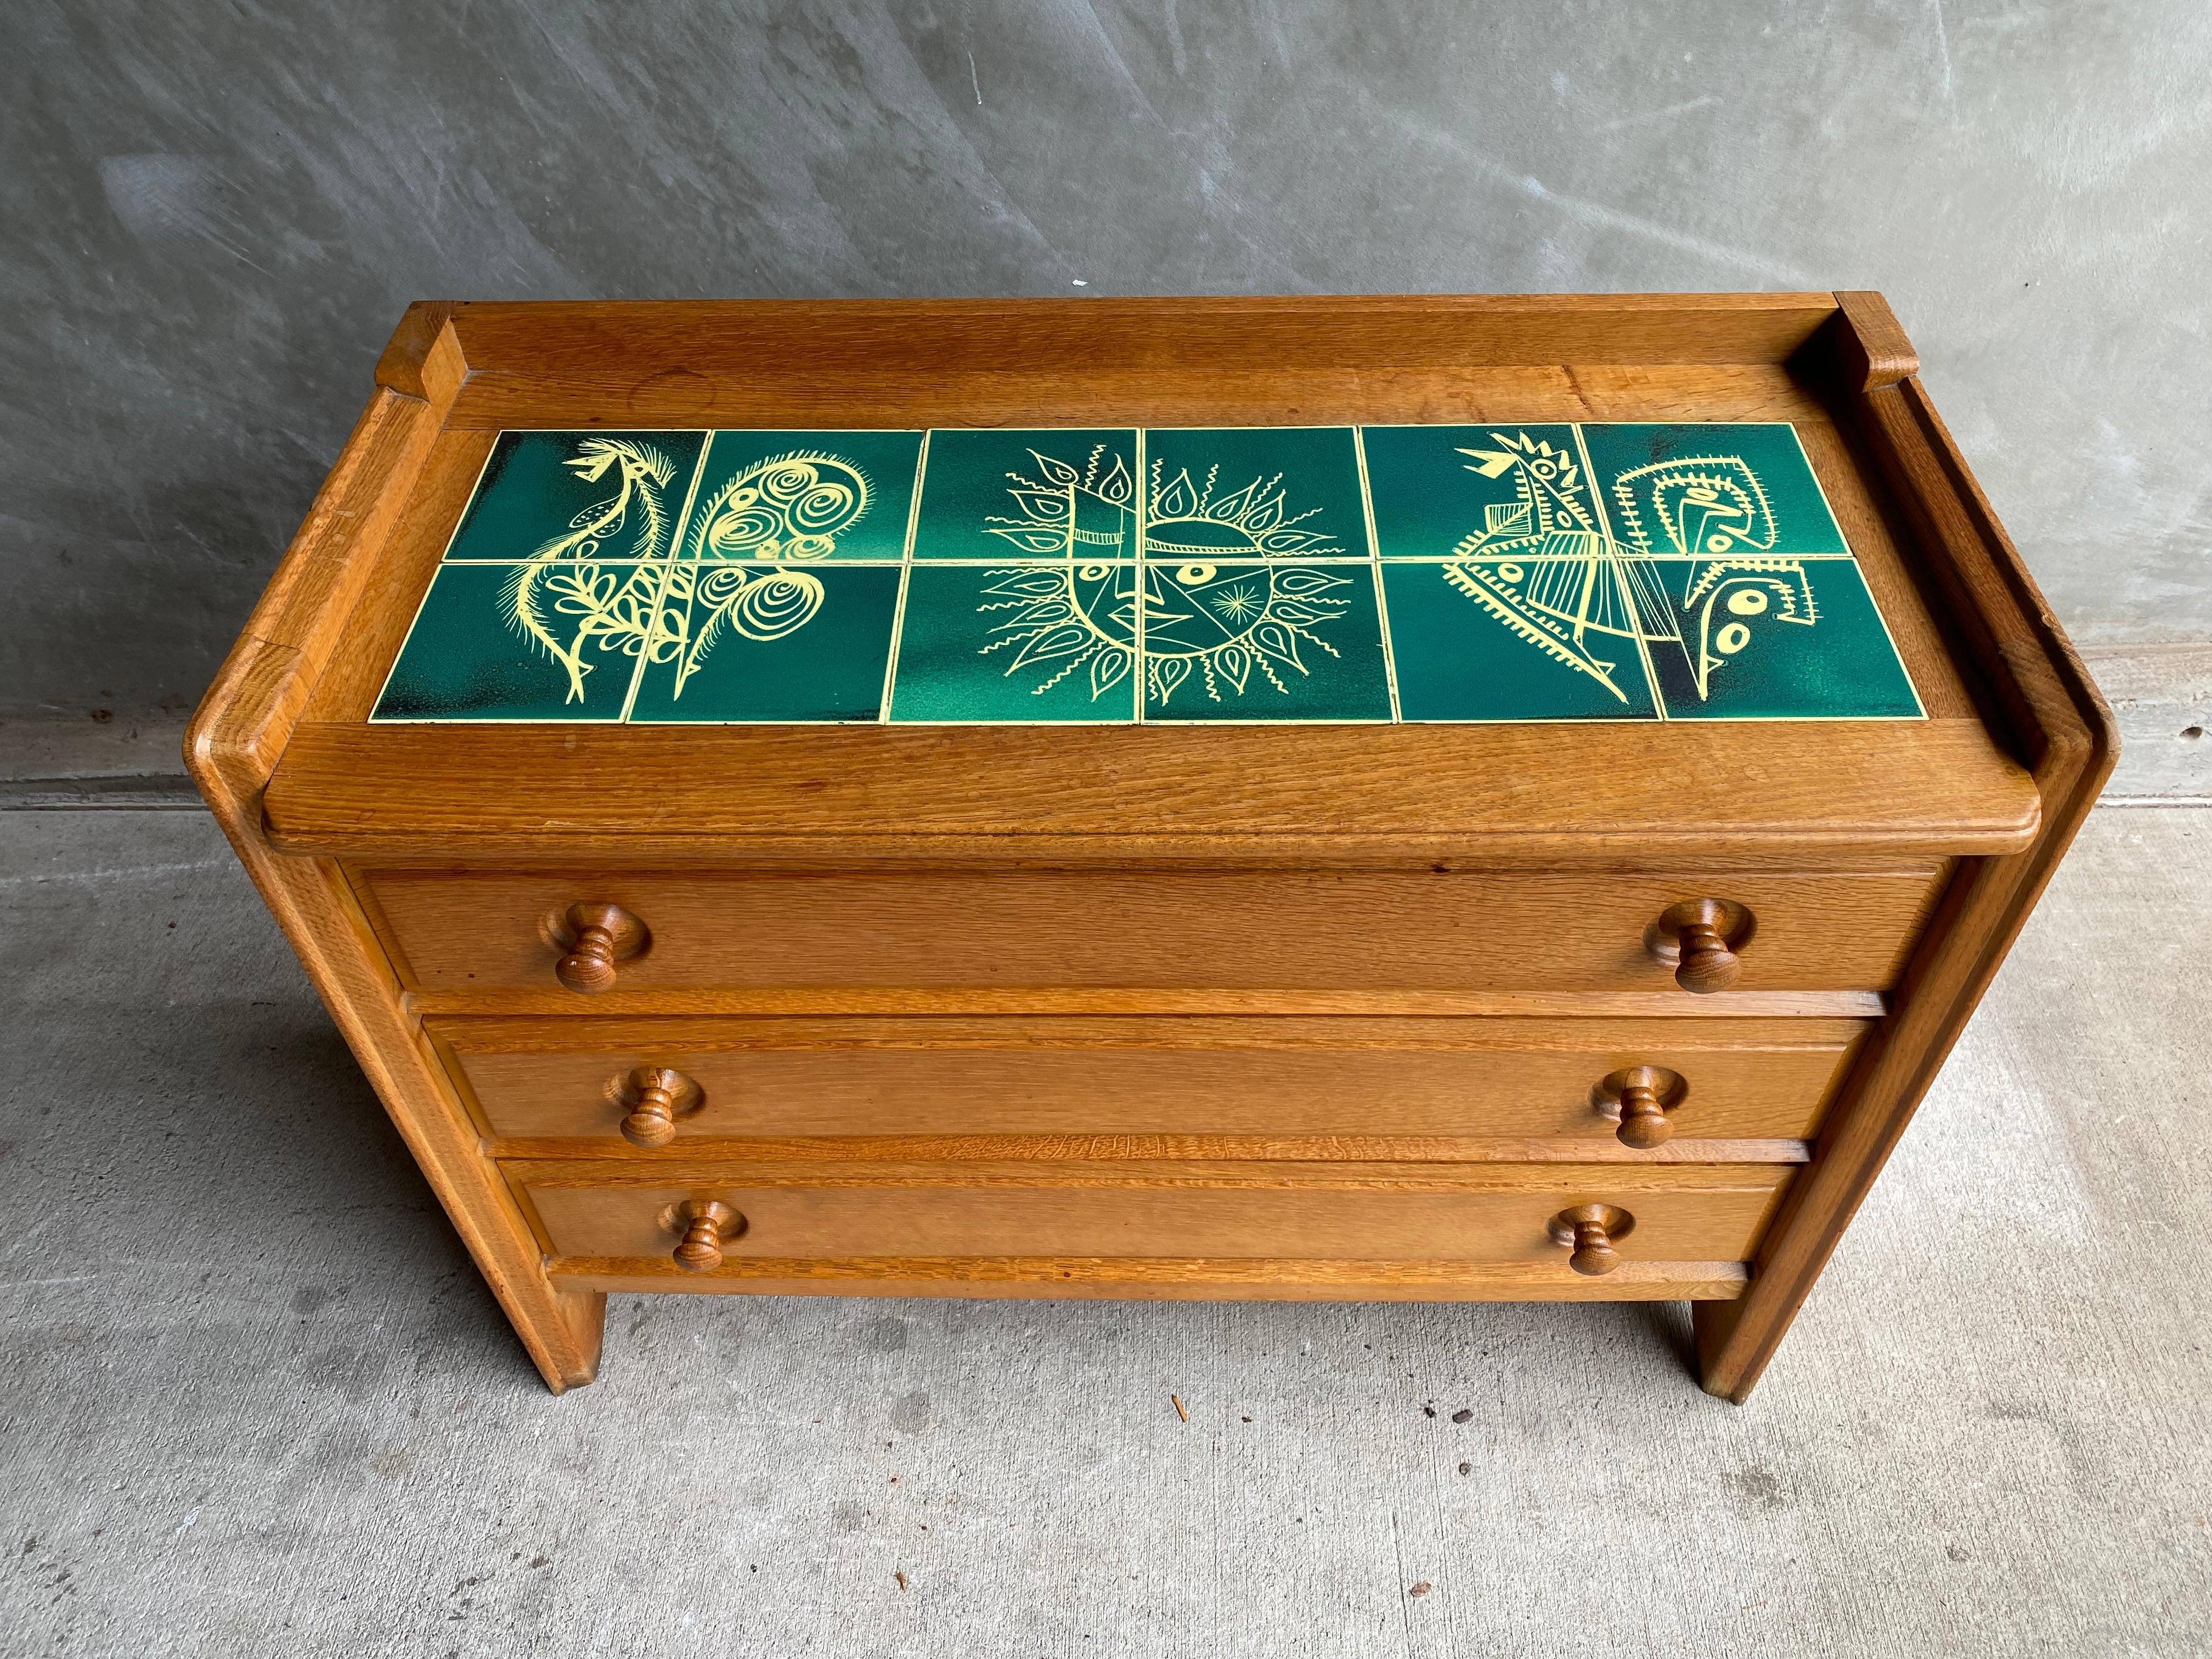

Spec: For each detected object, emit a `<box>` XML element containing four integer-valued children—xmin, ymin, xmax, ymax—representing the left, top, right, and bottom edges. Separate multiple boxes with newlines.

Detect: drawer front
<box><xmin>442</xmin><ymin>1015</ymin><xmax>1862</xmax><ymax>1144</ymax></box>
<box><xmin>364</xmin><ymin>868</ymin><xmax>1944</xmax><ymax>994</ymax></box>
<box><xmin>517</xmin><ymin>1163</ymin><xmax>1791</xmax><ymax>1265</ymax></box>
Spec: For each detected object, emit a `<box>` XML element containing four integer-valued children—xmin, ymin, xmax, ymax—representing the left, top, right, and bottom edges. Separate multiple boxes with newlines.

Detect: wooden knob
<box><xmin>618</xmin><ymin>1066</ymin><xmax>701</xmax><ymax>1148</ymax></box>
<box><xmin>1646</xmin><ymin>898</ymin><xmax>1752</xmax><ymax>994</ymax></box>
<box><xmin>670</xmin><ymin>1199</ymin><xmax>742</xmax><ymax>1273</ymax></box>
<box><xmin>1549</xmin><ymin>1204</ymin><xmax>1635</xmax><ymax>1276</ymax></box>
<box><xmin>1593</xmin><ymin>1065</ymin><xmax>1686</xmax><ymax>1149</ymax></box>
<box><xmin>554</xmin><ymin>901</ymin><xmax>648</xmax><ymax>994</ymax></box>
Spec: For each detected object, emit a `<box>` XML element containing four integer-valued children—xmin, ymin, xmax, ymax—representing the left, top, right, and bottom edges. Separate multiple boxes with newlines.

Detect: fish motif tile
<box><xmin>373</xmin><ymin>422</ymin><xmax>1922</xmax><ymax>726</ymax></box>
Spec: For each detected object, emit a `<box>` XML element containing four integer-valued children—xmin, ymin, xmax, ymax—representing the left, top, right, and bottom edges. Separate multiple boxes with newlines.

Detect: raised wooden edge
<box><xmin>550</xmin><ymin>1256</ymin><xmax>1750</xmax><ymax>1302</ymax></box>
<box><xmin>183</xmin><ymin>375</ymin><xmax>606</xmax><ymax>1394</ymax></box>
<box><xmin>434</xmin><ymin>292</ymin><xmax>1843</xmax><ymax>379</ymax></box>
<box><xmin>405</xmin><ymin>987</ymin><xmax>1890</xmax><ymax>1020</ymax></box>
<box><xmin>487</xmin><ymin>1134</ymin><xmax>1814</xmax><ymax>1166</ymax></box>
<box><xmin>1695</xmin><ymin>292</ymin><xmax>2121</xmax><ymax>1401</ymax></box>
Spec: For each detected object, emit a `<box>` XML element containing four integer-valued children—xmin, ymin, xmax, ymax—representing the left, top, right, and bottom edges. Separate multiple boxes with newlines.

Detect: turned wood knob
<box><xmin>1646</xmin><ymin>898</ymin><xmax>1752</xmax><ymax>994</ymax></box>
<box><xmin>1549</xmin><ymin>1204</ymin><xmax>1635</xmax><ymax>1276</ymax></box>
<box><xmin>618</xmin><ymin>1066</ymin><xmax>701</xmax><ymax>1148</ymax></box>
<box><xmin>553</xmin><ymin>901</ymin><xmax>648</xmax><ymax>994</ymax></box>
<box><xmin>1593</xmin><ymin>1065</ymin><xmax>1686</xmax><ymax>1149</ymax></box>
<box><xmin>670</xmin><ymin>1199</ymin><xmax>742</xmax><ymax>1273</ymax></box>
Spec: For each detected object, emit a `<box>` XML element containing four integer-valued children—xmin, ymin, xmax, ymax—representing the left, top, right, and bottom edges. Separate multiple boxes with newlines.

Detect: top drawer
<box><xmin>356</xmin><ymin>867</ymin><xmax>1945</xmax><ymax>996</ymax></box>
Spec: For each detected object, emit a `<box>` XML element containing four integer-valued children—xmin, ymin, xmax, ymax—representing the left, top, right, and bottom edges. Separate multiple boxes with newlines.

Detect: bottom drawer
<box><xmin>517</xmin><ymin>1160</ymin><xmax>1792</xmax><ymax>1300</ymax></box>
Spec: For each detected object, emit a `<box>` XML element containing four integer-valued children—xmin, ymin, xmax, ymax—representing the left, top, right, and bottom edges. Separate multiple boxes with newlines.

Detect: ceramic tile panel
<box><xmin>373</xmin><ymin>422</ymin><xmax>1923</xmax><ymax>725</ymax></box>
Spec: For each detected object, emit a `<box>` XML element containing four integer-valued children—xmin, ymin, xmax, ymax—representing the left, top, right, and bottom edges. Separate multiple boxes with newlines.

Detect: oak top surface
<box><xmin>258</xmin><ymin>297</ymin><xmax>2041</xmax><ymax>860</ymax></box>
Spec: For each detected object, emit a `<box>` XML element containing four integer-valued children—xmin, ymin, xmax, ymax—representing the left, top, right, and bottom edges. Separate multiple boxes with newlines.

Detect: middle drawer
<box><xmin>436</xmin><ymin>1013</ymin><xmax>1864</xmax><ymax>1147</ymax></box>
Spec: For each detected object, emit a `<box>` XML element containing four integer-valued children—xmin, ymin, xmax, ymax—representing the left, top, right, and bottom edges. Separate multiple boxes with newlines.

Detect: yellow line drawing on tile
<box><xmin>1444</xmin><ymin>430</ymin><xmax>1825</xmax><ymax>705</ymax></box>
<box><xmin>976</xmin><ymin>444</ymin><xmax>1353</xmax><ymax>707</ymax></box>
<box><xmin>502</xmin><ymin>438</ymin><xmax>679</xmax><ymax>704</ymax></box>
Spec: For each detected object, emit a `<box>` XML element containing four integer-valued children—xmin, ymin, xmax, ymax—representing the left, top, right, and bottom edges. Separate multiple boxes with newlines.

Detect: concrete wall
<box><xmin>8</xmin><ymin>2</ymin><xmax>2208</xmax><ymax>747</ymax></box>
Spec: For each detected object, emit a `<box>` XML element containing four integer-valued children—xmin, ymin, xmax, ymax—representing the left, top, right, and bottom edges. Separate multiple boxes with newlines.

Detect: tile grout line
<box><xmin>878</xmin><ymin>430</ymin><xmax>929</xmax><ymax>724</ymax></box>
<box><xmin>1133</xmin><ymin>427</ymin><xmax>1147</xmax><ymax>723</ymax></box>
<box><xmin>1572</xmin><ymin>421</ymin><xmax>1668</xmax><ymax>723</ymax></box>
<box><xmin>619</xmin><ymin>431</ymin><xmax>716</xmax><ymax>725</ymax></box>
<box><xmin>1353</xmin><ymin>426</ymin><xmax>1403</xmax><ymax>724</ymax></box>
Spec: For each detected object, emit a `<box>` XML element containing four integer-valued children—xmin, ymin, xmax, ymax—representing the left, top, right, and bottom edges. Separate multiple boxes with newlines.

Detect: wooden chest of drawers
<box><xmin>187</xmin><ymin>294</ymin><xmax>2112</xmax><ymax>1399</ymax></box>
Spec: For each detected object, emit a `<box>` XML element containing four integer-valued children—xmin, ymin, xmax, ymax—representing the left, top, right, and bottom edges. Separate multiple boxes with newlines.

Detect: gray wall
<box><xmin>8</xmin><ymin>1</ymin><xmax>2209</xmax><ymax>723</ymax></box>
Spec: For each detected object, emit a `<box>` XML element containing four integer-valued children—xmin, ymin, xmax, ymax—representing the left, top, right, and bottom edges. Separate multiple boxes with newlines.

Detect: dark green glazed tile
<box><xmin>1638</xmin><ymin>557</ymin><xmax>1922</xmax><ymax>720</ymax></box>
<box><xmin>629</xmin><ymin>564</ymin><xmax>901</xmax><ymax>723</ymax></box>
<box><xmin>1142</xmin><ymin>427</ymin><xmax>1365</xmax><ymax>560</ymax></box>
<box><xmin>373</xmin><ymin>561</ymin><xmax>657</xmax><ymax>721</ymax></box>
<box><xmin>1382</xmin><ymin>558</ymin><xmax>1660</xmax><ymax>721</ymax></box>
<box><xmin>679</xmin><ymin>430</ymin><xmax>923</xmax><ymax>561</ymax></box>
<box><xmin>1577</xmin><ymin>423</ymin><xmax>1848</xmax><ymax>556</ymax></box>
<box><xmin>444</xmin><ymin>431</ymin><xmax>707</xmax><ymax>562</ymax></box>
<box><xmin>911</xmin><ymin>429</ymin><xmax>1139</xmax><ymax>561</ymax></box>
<box><xmin>1362</xmin><ymin>424</ymin><xmax>1599</xmax><ymax>561</ymax></box>
<box><xmin>888</xmin><ymin>561</ymin><xmax>1141</xmax><ymax>722</ymax></box>
<box><xmin>1145</xmin><ymin>560</ymin><xmax>1390</xmax><ymax>721</ymax></box>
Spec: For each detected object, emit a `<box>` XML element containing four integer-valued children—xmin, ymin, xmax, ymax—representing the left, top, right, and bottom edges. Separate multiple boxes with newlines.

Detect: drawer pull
<box><xmin>1646</xmin><ymin>898</ymin><xmax>1752</xmax><ymax>993</ymax></box>
<box><xmin>552</xmin><ymin>901</ymin><xmax>648</xmax><ymax>994</ymax></box>
<box><xmin>1593</xmin><ymin>1065</ymin><xmax>1686</xmax><ymax>1149</ymax></box>
<box><xmin>616</xmin><ymin>1066</ymin><xmax>704</xmax><ymax>1148</ymax></box>
<box><xmin>1549</xmin><ymin>1204</ymin><xmax>1634</xmax><ymax>1276</ymax></box>
<box><xmin>667</xmin><ymin>1199</ymin><xmax>743</xmax><ymax>1272</ymax></box>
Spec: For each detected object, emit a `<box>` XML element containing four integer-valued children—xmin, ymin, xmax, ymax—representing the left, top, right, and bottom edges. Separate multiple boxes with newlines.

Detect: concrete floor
<box><xmin>2</xmin><ymin>807</ymin><xmax>2208</xmax><ymax>1657</ymax></box>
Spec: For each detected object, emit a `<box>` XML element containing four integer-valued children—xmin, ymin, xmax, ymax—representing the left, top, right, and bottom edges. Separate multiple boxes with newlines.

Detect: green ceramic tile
<box><xmin>1638</xmin><ymin>557</ymin><xmax>1922</xmax><ymax>720</ymax></box>
<box><xmin>1576</xmin><ymin>423</ymin><xmax>1848</xmax><ymax>556</ymax></box>
<box><xmin>379</xmin><ymin>421</ymin><xmax>1915</xmax><ymax>727</ymax></box>
<box><xmin>911</xmin><ymin>428</ymin><xmax>1139</xmax><ymax>561</ymax></box>
<box><xmin>678</xmin><ymin>430</ymin><xmax>923</xmax><ymax>561</ymax></box>
<box><xmin>889</xmin><ymin>561</ymin><xmax>1141</xmax><ymax>722</ymax></box>
<box><xmin>1141</xmin><ymin>427</ymin><xmax>1367</xmax><ymax>561</ymax></box>
<box><xmin>373</xmin><ymin>561</ymin><xmax>656</xmax><ymax>721</ymax></box>
<box><xmin>1146</xmin><ymin>560</ymin><xmax>1390</xmax><ymax>720</ymax></box>
<box><xmin>1382</xmin><ymin>558</ymin><xmax>1660</xmax><ymax>721</ymax></box>
<box><xmin>444</xmin><ymin>431</ymin><xmax>707</xmax><ymax>562</ymax></box>
<box><xmin>1362</xmin><ymin>424</ymin><xmax>1599</xmax><ymax>561</ymax></box>
<box><xmin>628</xmin><ymin>564</ymin><xmax>901</xmax><ymax>722</ymax></box>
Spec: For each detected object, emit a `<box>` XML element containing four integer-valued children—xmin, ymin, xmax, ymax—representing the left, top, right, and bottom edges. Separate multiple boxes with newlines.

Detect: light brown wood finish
<box><xmin>1691</xmin><ymin>294</ymin><xmax>2118</xmax><ymax>1400</ymax></box>
<box><xmin>513</xmin><ymin>1158</ymin><xmax>1789</xmax><ymax>1265</ymax></box>
<box><xmin>189</xmin><ymin>294</ymin><xmax>2108</xmax><ymax>1400</ymax></box>
<box><xmin>359</xmin><ymin>868</ymin><xmax>1946</xmax><ymax>995</ymax></box>
<box><xmin>432</xmin><ymin>1014</ymin><xmax>1862</xmax><ymax>1144</ymax></box>
<box><xmin>182</xmin><ymin>376</ymin><xmax>603</xmax><ymax>1392</ymax></box>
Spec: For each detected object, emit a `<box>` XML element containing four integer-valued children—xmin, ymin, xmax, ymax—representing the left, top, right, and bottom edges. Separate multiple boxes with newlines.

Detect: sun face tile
<box><xmin>1576</xmin><ymin>422</ymin><xmax>1849</xmax><ymax>556</ymax></box>
<box><xmin>912</xmin><ymin>429</ymin><xmax>1140</xmax><ymax>562</ymax></box>
<box><xmin>888</xmin><ymin>561</ymin><xmax>1141</xmax><ymax>723</ymax></box>
<box><xmin>1382</xmin><ymin>558</ymin><xmax>1661</xmax><ymax>721</ymax></box>
<box><xmin>1638</xmin><ymin>556</ymin><xmax>1922</xmax><ymax>720</ymax></box>
<box><xmin>627</xmin><ymin>563</ymin><xmax>901</xmax><ymax>723</ymax></box>
<box><xmin>1362</xmin><ymin>424</ymin><xmax>1594</xmax><ymax>561</ymax></box>
<box><xmin>373</xmin><ymin>561</ymin><xmax>657</xmax><ymax>721</ymax></box>
<box><xmin>679</xmin><ymin>430</ymin><xmax>923</xmax><ymax>561</ymax></box>
<box><xmin>1142</xmin><ymin>427</ymin><xmax>1366</xmax><ymax>562</ymax></box>
<box><xmin>1144</xmin><ymin>560</ymin><xmax>1390</xmax><ymax>721</ymax></box>
<box><xmin>443</xmin><ymin>431</ymin><xmax>708</xmax><ymax>562</ymax></box>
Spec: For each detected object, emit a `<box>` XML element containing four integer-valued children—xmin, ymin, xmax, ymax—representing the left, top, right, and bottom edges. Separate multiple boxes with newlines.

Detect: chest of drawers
<box><xmin>187</xmin><ymin>294</ymin><xmax>2112</xmax><ymax>1399</ymax></box>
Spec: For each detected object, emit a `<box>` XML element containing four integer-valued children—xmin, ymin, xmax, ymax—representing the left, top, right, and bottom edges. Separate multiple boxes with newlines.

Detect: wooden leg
<box><xmin>285</xmin><ymin>853</ymin><xmax>609</xmax><ymax>1391</ymax></box>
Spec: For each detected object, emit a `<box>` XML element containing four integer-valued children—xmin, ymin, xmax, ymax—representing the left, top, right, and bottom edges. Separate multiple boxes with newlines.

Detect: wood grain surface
<box><xmin>360</xmin><ymin>867</ymin><xmax>1946</xmax><ymax>994</ymax></box>
<box><xmin>435</xmin><ymin>1012</ymin><xmax>1860</xmax><ymax>1143</ymax></box>
<box><xmin>513</xmin><ymin>1156</ymin><xmax>1792</xmax><ymax>1264</ymax></box>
